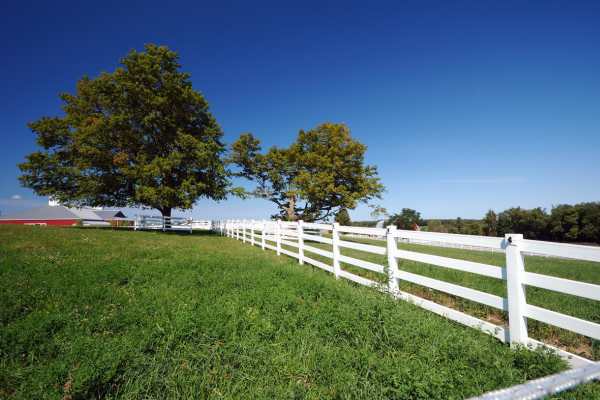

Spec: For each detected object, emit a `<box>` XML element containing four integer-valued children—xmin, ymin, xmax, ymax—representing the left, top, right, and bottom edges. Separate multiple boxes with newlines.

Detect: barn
<box><xmin>0</xmin><ymin>205</ymin><xmax>122</xmax><ymax>227</ymax></box>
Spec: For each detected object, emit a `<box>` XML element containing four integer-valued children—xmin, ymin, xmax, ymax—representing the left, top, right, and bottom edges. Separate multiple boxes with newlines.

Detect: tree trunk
<box><xmin>284</xmin><ymin>195</ymin><xmax>297</xmax><ymax>221</ymax></box>
<box><xmin>160</xmin><ymin>207</ymin><xmax>172</xmax><ymax>230</ymax></box>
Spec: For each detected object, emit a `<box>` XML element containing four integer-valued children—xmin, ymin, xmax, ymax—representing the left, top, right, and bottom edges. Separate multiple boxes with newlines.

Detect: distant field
<box><xmin>0</xmin><ymin>226</ymin><xmax>598</xmax><ymax>399</ymax></box>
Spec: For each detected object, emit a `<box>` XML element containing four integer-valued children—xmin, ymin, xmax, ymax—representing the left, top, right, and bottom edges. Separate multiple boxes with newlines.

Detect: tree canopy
<box><xmin>19</xmin><ymin>44</ymin><xmax>228</xmax><ymax>217</ymax></box>
<box><xmin>230</xmin><ymin>123</ymin><xmax>384</xmax><ymax>221</ymax></box>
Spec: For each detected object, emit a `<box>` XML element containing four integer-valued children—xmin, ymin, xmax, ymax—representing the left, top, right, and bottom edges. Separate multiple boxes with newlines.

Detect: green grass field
<box><xmin>276</xmin><ymin>233</ymin><xmax>600</xmax><ymax>360</ymax></box>
<box><xmin>1</xmin><ymin>226</ymin><xmax>598</xmax><ymax>399</ymax></box>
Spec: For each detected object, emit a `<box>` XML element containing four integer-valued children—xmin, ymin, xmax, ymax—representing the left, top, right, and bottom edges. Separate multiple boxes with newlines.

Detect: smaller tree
<box><xmin>334</xmin><ymin>208</ymin><xmax>352</xmax><ymax>226</ymax></box>
<box><xmin>390</xmin><ymin>208</ymin><xmax>423</xmax><ymax>230</ymax></box>
<box><xmin>230</xmin><ymin>123</ymin><xmax>384</xmax><ymax>221</ymax></box>
<box><xmin>482</xmin><ymin>210</ymin><xmax>498</xmax><ymax>236</ymax></box>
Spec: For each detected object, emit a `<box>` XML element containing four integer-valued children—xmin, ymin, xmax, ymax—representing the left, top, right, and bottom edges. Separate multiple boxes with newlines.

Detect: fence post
<box><xmin>261</xmin><ymin>220</ymin><xmax>266</xmax><ymax>250</ymax></box>
<box><xmin>386</xmin><ymin>225</ymin><xmax>400</xmax><ymax>295</ymax></box>
<box><xmin>276</xmin><ymin>219</ymin><xmax>282</xmax><ymax>255</ymax></box>
<box><xmin>251</xmin><ymin>220</ymin><xmax>257</xmax><ymax>245</ymax></box>
<box><xmin>134</xmin><ymin>216</ymin><xmax>138</xmax><ymax>231</ymax></box>
<box><xmin>248</xmin><ymin>220</ymin><xmax>251</xmax><ymax>243</ymax></box>
<box><xmin>332</xmin><ymin>222</ymin><xmax>341</xmax><ymax>279</ymax></box>
<box><xmin>297</xmin><ymin>220</ymin><xmax>304</xmax><ymax>265</ymax></box>
<box><xmin>162</xmin><ymin>216</ymin><xmax>166</xmax><ymax>232</ymax></box>
<box><xmin>242</xmin><ymin>220</ymin><xmax>247</xmax><ymax>243</ymax></box>
<box><xmin>189</xmin><ymin>218</ymin><xmax>193</xmax><ymax>234</ymax></box>
<box><xmin>505</xmin><ymin>233</ymin><xmax>528</xmax><ymax>346</ymax></box>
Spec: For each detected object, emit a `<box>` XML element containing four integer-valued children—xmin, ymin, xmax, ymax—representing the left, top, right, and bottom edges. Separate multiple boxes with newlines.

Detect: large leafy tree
<box><xmin>19</xmin><ymin>44</ymin><xmax>228</xmax><ymax>217</ymax></box>
<box><xmin>231</xmin><ymin>123</ymin><xmax>384</xmax><ymax>221</ymax></box>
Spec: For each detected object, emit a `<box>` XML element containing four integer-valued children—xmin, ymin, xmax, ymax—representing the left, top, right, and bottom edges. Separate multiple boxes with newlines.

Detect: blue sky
<box><xmin>2</xmin><ymin>1</ymin><xmax>599</xmax><ymax>220</ymax></box>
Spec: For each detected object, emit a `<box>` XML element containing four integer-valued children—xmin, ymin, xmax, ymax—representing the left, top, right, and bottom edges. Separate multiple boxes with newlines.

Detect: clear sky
<box><xmin>2</xmin><ymin>0</ymin><xmax>599</xmax><ymax>220</ymax></box>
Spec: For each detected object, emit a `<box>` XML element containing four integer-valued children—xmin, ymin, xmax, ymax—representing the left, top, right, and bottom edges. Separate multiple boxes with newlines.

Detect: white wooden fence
<box><xmin>134</xmin><ymin>215</ymin><xmax>212</xmax><ymax>232</ymax></box>
<box><xmin>216</xmin><ymin>219</ymin><xmax>600</xmax><ymax>369</ymax></box>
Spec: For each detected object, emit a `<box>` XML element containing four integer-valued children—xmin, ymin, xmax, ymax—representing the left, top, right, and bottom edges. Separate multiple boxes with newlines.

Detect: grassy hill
<box><xmin>0</xmin><ymin>226</ymin><xmax>597</xmax><ymax>399</ymax></box>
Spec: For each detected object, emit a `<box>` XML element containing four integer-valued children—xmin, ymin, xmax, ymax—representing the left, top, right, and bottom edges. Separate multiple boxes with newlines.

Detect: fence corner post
<box><xmin>276</xmin><ymin>219</ymin><xmax>282</xmax><ymax>256</ymax></box>
<box><xmin>332</xmin><ymin>222</ymin><xmax>341</xmax><ymax>279</ymax></box>
<box><xmin>261</xmin><ymin>220</ymin><xmax>266</xmax><ymax>250</ymax></box>
<box><xmin>505</xmin><ymin>233</ymin><xmax>528</xmax><ymax>347</ymax></box>
<box><xmin>297</xmin><ymin>220</ymin><xmax>304</xmax><ymax>265</ymax></box>
<box><xmin>386</xmin><ymin>225</ymin><xmax>400</xmax><ymax>295</ymax></box>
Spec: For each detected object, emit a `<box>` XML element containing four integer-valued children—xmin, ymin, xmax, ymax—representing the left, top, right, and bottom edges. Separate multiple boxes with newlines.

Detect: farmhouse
<box><xmin>0</xmin><ymin>201</ymin><xmax>127</xmax><ymax>227</ymax></box>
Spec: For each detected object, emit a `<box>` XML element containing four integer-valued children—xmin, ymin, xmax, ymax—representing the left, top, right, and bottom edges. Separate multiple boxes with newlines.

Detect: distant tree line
<box><xmin>351</xmin><ymin>202</ymin><xmax>600</xmax><ymax>244</ymax></box>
